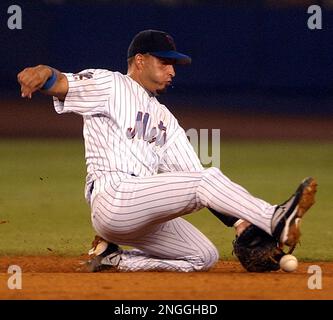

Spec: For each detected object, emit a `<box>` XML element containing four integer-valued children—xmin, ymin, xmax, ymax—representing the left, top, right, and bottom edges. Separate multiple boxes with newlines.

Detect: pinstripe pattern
<box><xmin>112</xmin><ymin>219</ymin><xmax>218</xmax><ymax>272</ymax></box>
<box><xmin>53</xmin><ymin>69</ymin><xmax>276</xmax><ymax>272</ymax></box>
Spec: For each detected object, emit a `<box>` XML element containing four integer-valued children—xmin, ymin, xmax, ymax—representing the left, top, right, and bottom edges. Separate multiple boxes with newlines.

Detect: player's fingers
<box><xmin>19</xmin><ymin>76</ymin><xmax>44</xmax><ymax>98</ymax></box>
<box><xmin>19</xmin><ymin>73</ymin><xmax>39</xmax><ymax>88</ymax></box>
<box><xmin>17</xmin><ymin>68</ymin><xmax>33</xmax><ymax>84</ymax></box>
<box><xmin>21</xmin><ymin>89</ymin><xmax>28</xmax><ymax>98</ymax></box>
<box><xmin>20</xmin><ymin>85</ymin><xmax>33</xmax><ymax>98</ymax></box>
<box><xmin>18</xmin><ymin>73</ymin><xmax>32</xmax><ymax>90</ymax></box>
<box><xmin>18</xmin><ymin>69</ymin><xmax>38</xmax><ymax>98</ymax></box>
<box><xmin>17</xmin><ymin>67</ymin><xmax>44</xmax><ymax>88</ymax></box>
<box><xmin>22</xmin><ymin>90</ymin><xmax>33</xmax><ymax>99</ymax></box>
<box><xmin>23</xmin><ymin>79</ymin><xmax>41</xmax><ymax>92</ymax></box>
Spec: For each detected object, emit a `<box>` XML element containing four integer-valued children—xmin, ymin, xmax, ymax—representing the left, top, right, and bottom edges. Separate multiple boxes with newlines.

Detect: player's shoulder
<box><xmin>74</xmin><ymin>68</ymin><xmax>115</xmax><ymax>78</ymax></box>
<box><xmin>156</xmin><ymin>101</ymin><xmax>174</xmax><ymax>117</ymax></box>
<box><xmin>156</xmin><ymin>101</ymin><xmax>180</xmax><ymax>125</ymax></box>
<box><xmin>157</xmin><ymin>102</ymin><xmax>170</xmax><ymax>114</ymax></box>
<box><xmin>70</xmin><ymin>69</ymin><xmax>131</xmax><ymax>90</ymax></box>
<box><xmin>71</xmin><ymin>69</ymin><xmax>127</xmax><ymax>83</ymax></box>
<box><xmin>110</xmin><ymin>71</ymin><xmax>130</xmax><ymax>81</ymax></box>
<box><xmin>88</xmin><ymin>70</ymin><xmax>131</xmax><ymax>85</ymax></box>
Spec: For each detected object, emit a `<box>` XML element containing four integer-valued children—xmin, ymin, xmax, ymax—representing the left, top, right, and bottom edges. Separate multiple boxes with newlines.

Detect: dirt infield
<box><xmin>0</xmin><ymin>256</ymin><xmax>332</xmax><ymax>300</ymax></box>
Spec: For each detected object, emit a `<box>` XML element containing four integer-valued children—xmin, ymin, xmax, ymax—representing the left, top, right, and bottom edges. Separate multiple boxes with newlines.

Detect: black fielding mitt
<box><xmin>233</xmin><ymin>225</ymin><xmax>285</xmax><ymax>272</ymax></box>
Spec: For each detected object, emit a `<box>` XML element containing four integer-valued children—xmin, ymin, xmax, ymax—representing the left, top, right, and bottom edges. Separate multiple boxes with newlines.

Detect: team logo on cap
<box><xmin>165</xmin><ymin>35</ymin><xmax>176</xmax><ymax>50</ymax></box>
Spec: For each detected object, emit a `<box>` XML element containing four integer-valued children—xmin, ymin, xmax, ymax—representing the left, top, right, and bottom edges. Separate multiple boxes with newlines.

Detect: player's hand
<box><xmin>17</xmin><ymin>65</ymin><xmax>53</xmax><ymax>99</ymax></box>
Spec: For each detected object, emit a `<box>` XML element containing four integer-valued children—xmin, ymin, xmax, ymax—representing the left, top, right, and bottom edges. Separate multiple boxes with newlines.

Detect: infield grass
<box><xmin>0</xmin><ymin>139</ymin><xmax>332</xmax><ymax>260</ymax></box>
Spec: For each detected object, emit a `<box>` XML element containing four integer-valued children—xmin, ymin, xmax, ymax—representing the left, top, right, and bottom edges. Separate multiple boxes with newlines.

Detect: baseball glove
<box><xmin>233</xmin><ymin>224</ymin><xmax>286</xmax><ymax>272</ymax></box>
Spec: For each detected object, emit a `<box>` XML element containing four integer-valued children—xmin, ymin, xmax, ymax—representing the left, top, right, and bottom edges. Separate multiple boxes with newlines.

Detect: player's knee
<box><xmin>203</xmin><ymin>244</ymin><xmax>219</xmax><ymax>270</ymax></box>
<box><xmin>192</xmin><ymin>244</ymin><xmax>219</xmax><ymax>271</ymax></box>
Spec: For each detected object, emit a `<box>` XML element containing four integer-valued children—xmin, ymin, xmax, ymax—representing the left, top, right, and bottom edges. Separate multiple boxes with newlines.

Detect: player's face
<box><xmin>142</xmin><ymin>55</ymin><xmax>176</xmax><ymax>95</ymax></box>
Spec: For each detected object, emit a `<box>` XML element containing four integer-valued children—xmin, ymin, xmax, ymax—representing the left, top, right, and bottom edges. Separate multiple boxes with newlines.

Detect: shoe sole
<box><xmin>88</xmin><ymin>239</ymin><xmax>109</xmax><ymax>256</ymax></box>
<box><xmin>280</xmin><ymin>177</ymin><xmax>317</xmax><ymax>247</ymax></box>
<box><xmin>86</xmin><ymin>251</ymin><xmax>122</xmax><ymax>272</ymax></box>
<box><xmin>86</xmin><ymin>256</ymin><xmax>113</xmax><ymax>272</ymax></box>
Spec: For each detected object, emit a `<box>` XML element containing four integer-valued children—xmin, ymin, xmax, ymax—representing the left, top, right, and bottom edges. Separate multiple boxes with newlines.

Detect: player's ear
<box><xmin>135</xmin><ymin>54</ymin><xmax>145</xmax><ymax>70</ymax></box>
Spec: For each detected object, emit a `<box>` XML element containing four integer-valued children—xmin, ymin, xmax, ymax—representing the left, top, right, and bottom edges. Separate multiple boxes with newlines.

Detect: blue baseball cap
<box><xmin>127</xmin><ymin>29</ymin><xmax>191</xmax><ymax>65</ymax></box>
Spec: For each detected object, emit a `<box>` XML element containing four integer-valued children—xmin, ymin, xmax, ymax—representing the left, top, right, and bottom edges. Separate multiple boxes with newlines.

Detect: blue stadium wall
<box><xmin>1</xmin><ymin>1</ymin><xmax>332</xmax><ymax>113</ymax></box>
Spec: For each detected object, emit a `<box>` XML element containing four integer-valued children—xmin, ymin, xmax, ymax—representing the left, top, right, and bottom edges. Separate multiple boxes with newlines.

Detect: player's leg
<box><xmin>89</xmin><ymin>218</ymin><xmax>219</xmax><ymax>272</ymax></box>
<box><xmin>159</xmin><ymin>132</ymin><xmax>316</xmax><ymax>244</ymax></box>
<box><xmin>91</xmin><ymin>169</ymin><xmax>275</xmax><ymax>242</ymax></box>
<box><xmin>197</xmin><ymin>167</ymin><xmax>275</xmax><ymax>234</ymax></box>
<box><xmin>91</xmin><ymin>169</ymin><xmax>316</xmax><ymax>249</ymax></box>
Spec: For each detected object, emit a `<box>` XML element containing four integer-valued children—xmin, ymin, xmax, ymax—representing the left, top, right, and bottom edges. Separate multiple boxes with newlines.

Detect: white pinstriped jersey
<box><xmin>53</xmin><ymin>69</ymin><xmax>202</xmax><ymax>203</ymax></box>
<box><xmin>52</xmin><ymin>68</ymin><xmax>277</xmax><ymax>272</ymax></box>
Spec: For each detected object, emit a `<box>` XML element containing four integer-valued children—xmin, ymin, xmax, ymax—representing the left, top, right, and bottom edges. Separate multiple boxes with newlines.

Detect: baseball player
<box><xmin>17</xmin><ymin>30</ymin><xmax>317</xmax><ymax>272</ymax></box>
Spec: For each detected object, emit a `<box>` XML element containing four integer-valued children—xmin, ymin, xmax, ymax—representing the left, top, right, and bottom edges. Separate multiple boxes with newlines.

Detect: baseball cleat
<box><xmin>86</xmin><ymin>237</ymin><xmax>122</xmax><ymax>272</ymax></box>
<box><xmin>88</xmin><ymin>236</ymin><xmax>110</xmax><ymax>256</ymax></box>
<box><xmin>272</xmin><ymin>177</ymin><xmax>317</xmax><ymax>247</ymax></box>
<box><xmin>86</xmin><ymin>251</ymin><xmax>122</xmax><ymax>272</ymax></box>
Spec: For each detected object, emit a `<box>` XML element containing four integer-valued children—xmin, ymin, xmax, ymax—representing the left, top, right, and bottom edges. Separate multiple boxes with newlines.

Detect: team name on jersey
<box><xmin>126</xmin><ymin>111</ymin><xmax>167</xmax><ymax>146</ymax></box>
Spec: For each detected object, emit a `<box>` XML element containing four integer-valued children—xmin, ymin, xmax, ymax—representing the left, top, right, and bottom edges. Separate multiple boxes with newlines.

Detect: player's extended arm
<box><xmin>17</xmin><ymin>65</ymin><xmax>68</xmax><ymax>101</ymax></box>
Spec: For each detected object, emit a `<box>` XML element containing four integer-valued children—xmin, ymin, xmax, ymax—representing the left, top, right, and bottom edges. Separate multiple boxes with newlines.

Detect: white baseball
<box><xmin>279</xmin><ymin>254</ymin><xmax>298</xmax><ymax>272</ymax></box>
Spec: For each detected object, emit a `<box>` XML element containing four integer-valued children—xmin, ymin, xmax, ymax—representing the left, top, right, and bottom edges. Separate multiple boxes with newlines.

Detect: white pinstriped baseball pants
<box><xmin>91</xmin><ymin>167</ymin><xmax>276</xmax><ymax>272</ymax></box>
